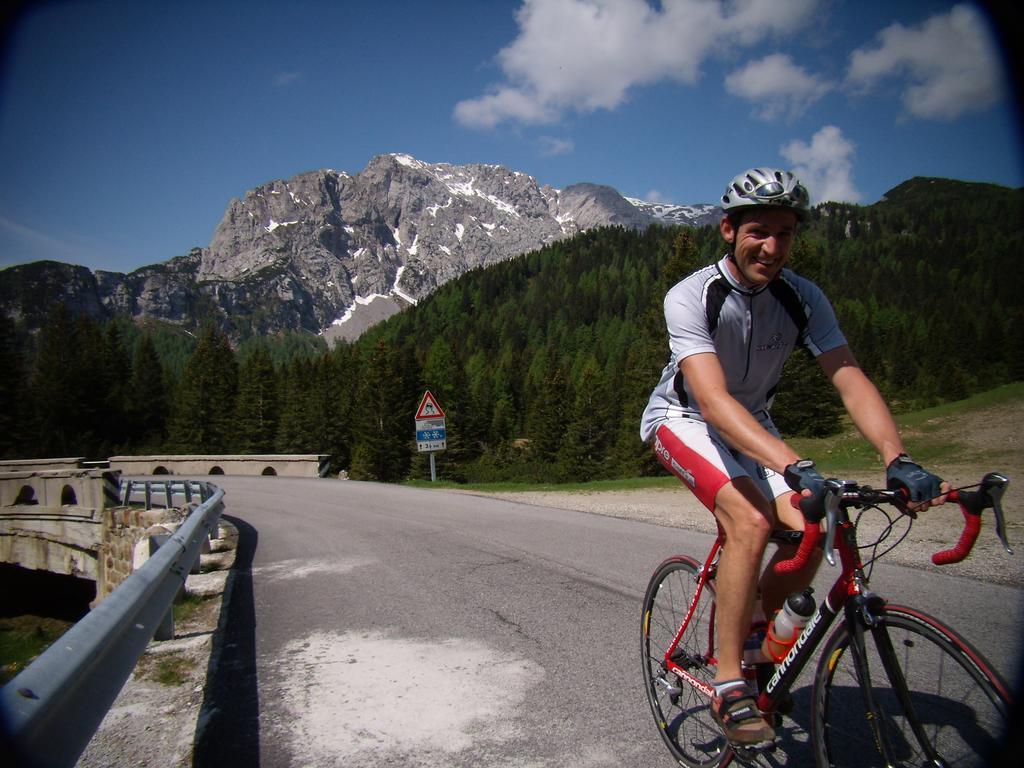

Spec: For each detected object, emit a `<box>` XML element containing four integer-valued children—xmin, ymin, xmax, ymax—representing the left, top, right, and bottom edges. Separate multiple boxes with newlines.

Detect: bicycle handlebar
<box><xmin>933</xmin><ymin>473</ymin><xmax>1012</xmax><ymax>564</ymax></box>
<box><xmin>773</xmin><ymin>472</ymin><xmax>1012</xmax><ymax>573</ymax></box>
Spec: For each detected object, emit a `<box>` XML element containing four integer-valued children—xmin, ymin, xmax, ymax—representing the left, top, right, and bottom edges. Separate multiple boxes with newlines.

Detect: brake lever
<box><xmin>823</xmin><ymin>479</ymin><xmax>844</xmax><ymax>566</ymax></box>
<box><xmin>981</xmin><ymin>472</ymin><xmax>1012</xmax><ymax>555</ymax></box>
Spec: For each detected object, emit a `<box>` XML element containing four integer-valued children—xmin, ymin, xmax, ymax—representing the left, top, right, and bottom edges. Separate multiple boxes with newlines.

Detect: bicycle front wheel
<box><xmin>811</xmin><ymin>604</ymin><xmax>1011</xmax><ymax>767</ymax></box>
<box><xmin>641</xmin><ymin>556</ymin><xmax>726</xmax><ymax>768</ymax></box>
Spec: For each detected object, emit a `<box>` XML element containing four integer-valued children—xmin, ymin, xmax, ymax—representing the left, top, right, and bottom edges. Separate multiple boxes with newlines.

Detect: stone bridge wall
<box><xmin>2</xmin><ymin>454</ymin><xmax>327</xmax><ymax>601</ymax></box>
<box><xmin>0</xmin><ymin>466</ymin><xmax>188</xmax><ymax>602</ymax></box>
<box><xmin>109</xmin><ymin>454</ymin><xmax>330</xmax><ymax>478</ymax></box>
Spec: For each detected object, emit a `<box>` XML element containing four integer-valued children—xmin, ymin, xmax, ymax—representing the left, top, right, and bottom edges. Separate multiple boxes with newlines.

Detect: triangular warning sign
<box><xmin>415</xmin><ymin>390</ymin><xmax>446</xmax><ymax>419</ymax></box>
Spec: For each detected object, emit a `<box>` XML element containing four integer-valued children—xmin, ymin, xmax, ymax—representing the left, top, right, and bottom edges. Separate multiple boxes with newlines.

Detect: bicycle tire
<box><xmin>811</xmin><ymin>604</ymin><xmax>1011</xmax><ymax>767</ymax></box>
<box><xmin>641</xmin><ymin>556</ymin><xmax>727</xmax><ymax>768</ymax></box>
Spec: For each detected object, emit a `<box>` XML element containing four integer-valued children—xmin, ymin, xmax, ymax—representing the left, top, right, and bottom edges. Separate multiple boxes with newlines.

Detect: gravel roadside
<box><xmin>75</xmin><ymin>523</ymin><xmax>239</xmax><ymax>768</ymax></box>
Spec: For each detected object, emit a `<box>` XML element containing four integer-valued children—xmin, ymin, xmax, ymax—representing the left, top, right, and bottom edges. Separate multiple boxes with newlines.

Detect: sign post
<box><xmin>414</xmin><ymin>390</ymin><xmax>446</xmax><ymax>482</ymax></box>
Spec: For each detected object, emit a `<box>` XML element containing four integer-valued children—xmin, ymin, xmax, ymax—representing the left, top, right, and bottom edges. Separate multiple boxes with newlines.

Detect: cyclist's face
<box><xmin>721</xmin><ymin>209</ymin><xmax>798</xmax><ymax>288</ymax></box>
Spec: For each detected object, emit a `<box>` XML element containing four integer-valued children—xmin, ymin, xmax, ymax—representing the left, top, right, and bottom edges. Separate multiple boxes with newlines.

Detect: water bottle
<box><xmin>761</xmin><ymin>588</ymin><xmax>816</xmax><ymax>663</ymax></box>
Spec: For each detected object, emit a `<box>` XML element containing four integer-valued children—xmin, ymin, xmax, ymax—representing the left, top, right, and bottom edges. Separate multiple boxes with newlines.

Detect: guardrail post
<box><xmin>149</xmin><ymin>534</ymin><xmax>176</xmax><ymax>641</ymax></box>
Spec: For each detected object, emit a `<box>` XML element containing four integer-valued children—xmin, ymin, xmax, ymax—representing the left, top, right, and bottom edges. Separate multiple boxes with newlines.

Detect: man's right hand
<box><xmin>784</xmin><ymin>459</ymin><xmax>828</xmax><ymax>522</ymax></box>
<box><xmin>784</xmin><ymin>459</ymin><xmax>824</xmax><ymax>493</ymax></box>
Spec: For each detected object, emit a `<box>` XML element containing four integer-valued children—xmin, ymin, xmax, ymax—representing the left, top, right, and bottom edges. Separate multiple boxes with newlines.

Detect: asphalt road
<box><xmin>192</xmin><ymin>476</ymin><xmax>1024</xmax><ymax>768</ymax></box>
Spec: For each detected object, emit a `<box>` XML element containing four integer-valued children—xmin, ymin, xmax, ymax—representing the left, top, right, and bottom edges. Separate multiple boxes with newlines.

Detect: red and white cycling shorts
<box><xmin>651</xmin><ymin>417</ymin><xmax>790</xmax><ymax>511</ymax></box>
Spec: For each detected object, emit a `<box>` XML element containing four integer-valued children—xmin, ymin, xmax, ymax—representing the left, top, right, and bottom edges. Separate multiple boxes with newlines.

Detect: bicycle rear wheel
<box><xmin>641</xmin><ymin>556</ymin><xmax>727</xmax><ymax>768</ymax></box>
<box><xmin>811</xmin><ymin>604</ymin><xmax>1011</xmax><ymax>767</ymax></box>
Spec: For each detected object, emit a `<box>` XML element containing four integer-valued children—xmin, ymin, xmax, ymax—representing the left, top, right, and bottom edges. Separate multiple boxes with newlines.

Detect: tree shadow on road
<box><xmin>193</xmin><ymin>515</ymin><xmax>260</xmax><ymax>767</ymax></box>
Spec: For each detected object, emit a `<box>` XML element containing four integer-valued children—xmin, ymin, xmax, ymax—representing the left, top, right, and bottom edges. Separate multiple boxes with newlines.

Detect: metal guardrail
<box><xmin>0</xmin><ymin>480</ymin><xmax>225</xmax><ymax>768</ymax></box>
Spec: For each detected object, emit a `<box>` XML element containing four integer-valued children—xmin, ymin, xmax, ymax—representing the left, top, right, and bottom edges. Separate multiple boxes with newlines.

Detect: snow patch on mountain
<box><xmin>625</xmin><ymin>197</ymin><xmax>721</xmax><ymax>226</ymax></box>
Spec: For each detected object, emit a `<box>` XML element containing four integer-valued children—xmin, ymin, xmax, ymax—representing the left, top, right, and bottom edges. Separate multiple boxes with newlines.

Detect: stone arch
<box><xmin>208</xmin><ymin>466</ymin><xmax>225</xmax><ymax>475</ymax></box>
<box><xmin>152</xmin><ymin>466</ymin><xmax>171</xmax><ymax>475</ymax></box>
<box><xmin>61</xmin><ymin>485</ymin><xmax>78</xmax><ymax>505</ymax></box>
<box><xmin>14</xmin><ymin>485</ymin><xmax>38</xmax><ymax>505</ymax></box>
<box><xmin>261</xmin><ymin>466</ymin><xmax>277</xmax><ymax>476</ymax></box>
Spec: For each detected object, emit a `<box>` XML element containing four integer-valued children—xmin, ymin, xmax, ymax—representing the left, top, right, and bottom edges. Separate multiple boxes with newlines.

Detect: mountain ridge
<box><xmin>0</xmin><ymin>152</ymin><xmax>719</xmax><ymax>341</ymax></box>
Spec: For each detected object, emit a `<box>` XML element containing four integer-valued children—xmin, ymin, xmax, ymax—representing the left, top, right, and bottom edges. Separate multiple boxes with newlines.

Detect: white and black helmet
<box><xmin>721</xmin><ymin>168</ymin><xmax>810</xmax><ymax>221</ymax></box>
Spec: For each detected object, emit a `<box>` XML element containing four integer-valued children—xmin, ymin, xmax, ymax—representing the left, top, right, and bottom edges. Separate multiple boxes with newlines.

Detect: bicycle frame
<box><xmin>661</xmin><ymin>512</ymin><xmax>934</xmax><ymax>757</ymax></box>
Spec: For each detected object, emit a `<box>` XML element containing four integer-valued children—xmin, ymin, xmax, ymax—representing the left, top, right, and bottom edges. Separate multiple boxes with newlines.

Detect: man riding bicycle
<box><xmin>640</xmin><ymin>167</ymin><xmax>946</xmax><ymax>748</ymax></box>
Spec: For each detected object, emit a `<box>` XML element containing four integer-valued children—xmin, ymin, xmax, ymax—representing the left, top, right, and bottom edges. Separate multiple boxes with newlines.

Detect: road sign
<box><xmin>415</xmin><ymin>390</ymin><xmax>445</xmax><ymax>420</ymax></box>
<box><xmin>415</xmin><ymin>390</ymin><xmax>446</xmax><ymax>453</ymax></box>
<box><xmin>416</xmin><ymin>429</ymin><xmax>447</xmax><ymax>452</ymax></box>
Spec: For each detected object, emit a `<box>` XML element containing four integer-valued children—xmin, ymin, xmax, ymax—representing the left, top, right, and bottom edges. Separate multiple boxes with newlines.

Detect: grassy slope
<box><xmin>412</xmin><ymin>382</ymin><xmax>1024</xmax><ymax>493</ymax></box>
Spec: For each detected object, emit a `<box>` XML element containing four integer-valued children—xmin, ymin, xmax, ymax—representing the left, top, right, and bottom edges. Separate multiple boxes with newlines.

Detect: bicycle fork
<box><xmin>846</xmin><ymin>595</ymin><xmax>950</xmax><ymax>768</ymax></box>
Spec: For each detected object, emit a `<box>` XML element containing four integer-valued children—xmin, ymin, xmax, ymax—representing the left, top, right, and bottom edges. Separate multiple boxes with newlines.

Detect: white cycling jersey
<box><xmin>640</xmin><ymin>255</ymin><xmax>847</xmax><ymax>442</ymax></box>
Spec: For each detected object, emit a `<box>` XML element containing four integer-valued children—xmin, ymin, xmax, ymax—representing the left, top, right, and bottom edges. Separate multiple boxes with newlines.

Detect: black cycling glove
<box><xmin>784</xmin><ymin>459</ymin><xmax>828</xmax><ymax>522</ymax></box>
<box><xmin>886</xmin><ymin>454</ymin><xmax>943</xmax><ymax>503</ymax></box>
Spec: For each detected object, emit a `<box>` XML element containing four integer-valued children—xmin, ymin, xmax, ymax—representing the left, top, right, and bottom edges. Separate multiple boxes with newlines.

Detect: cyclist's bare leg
<box><xmin>710</xmin><ymin>477</ymin><xmax>775</xmax><ymax>682</ymax></box>
<box><xmin>759</xmin><ymin>493</ymin><xmax>823</xmax><ymax>617</ymax></box>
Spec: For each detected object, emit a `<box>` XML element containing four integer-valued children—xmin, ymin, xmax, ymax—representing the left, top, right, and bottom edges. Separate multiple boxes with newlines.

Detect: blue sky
<box><xmin>1</xmin><ymin>0</ymin><xmax>1020</xmax><ymax>274</ymax></box>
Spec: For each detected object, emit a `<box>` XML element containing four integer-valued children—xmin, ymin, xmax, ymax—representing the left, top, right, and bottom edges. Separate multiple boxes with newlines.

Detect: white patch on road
<box><xmin>256</xmin><ymin>557</ymin><xmax>376</xmax><ymax>582</ymax></box>
<box><xmin>270</xmin><ymin>630</ymin><xmax>544</xmax><ymax>764</ymax></box>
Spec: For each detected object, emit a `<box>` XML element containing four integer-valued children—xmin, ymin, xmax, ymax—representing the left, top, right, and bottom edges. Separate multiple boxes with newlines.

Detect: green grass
<box><xmin>134</xmin><ymin>650</ymin><xmax>196</xmax><ymax>686</ymax></box>
<box><xmin>791</xmin><ymin>382</ymin><xmax>1024</xmax><ymax>475</ymax></box>
<box><xmin>412</xmin><ymin>382</ymin><xmax>1023</xmax><ymax>493</ymax></box>
<box><xmin>0</xmin><ymin>594</ymin><xmax>212</xmax><ymax>686</ymax></box>
<box><xmin>172</xmin><ymin>592</ymin><xmax>207</xmax><ymax>624</ymax></box>
<box><xmin>0</xmin><ymin>616</ymin><xmax>74</xmax><ymax>684</ymax></box>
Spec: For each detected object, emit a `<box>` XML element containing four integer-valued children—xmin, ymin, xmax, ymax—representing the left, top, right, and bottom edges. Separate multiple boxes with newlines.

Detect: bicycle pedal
<box><xmin>655</xmin><ymin>674</ymin><xmax>682</xmax><ymax>698</ymax></box>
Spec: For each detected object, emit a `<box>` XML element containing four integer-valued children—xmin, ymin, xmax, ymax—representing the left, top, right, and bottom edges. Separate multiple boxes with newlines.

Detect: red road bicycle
<box><xmin>641</xmin><ymin>472</ymin><xmax>1015</xmax><ymax>767</ymax></box>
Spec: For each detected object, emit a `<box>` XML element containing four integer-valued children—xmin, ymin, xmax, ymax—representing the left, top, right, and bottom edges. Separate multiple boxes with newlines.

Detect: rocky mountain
<box><xmin>0</xmin><ymin>153</ymin><xmax>720</xmax><ymax>342</ymax></box>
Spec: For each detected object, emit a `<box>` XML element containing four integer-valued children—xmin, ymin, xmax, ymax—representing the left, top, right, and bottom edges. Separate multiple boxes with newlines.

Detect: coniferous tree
<box><xmin>167</xmin><ymin>324</ymin><xmax>238</xmax><ymax>453</ymax></box>
<box><xmin>233</xmin><ymin>343</ymin><xmax>279</xmax><ymax>452</ymax></box>
<box><xmin>275</xmin><ymin>359</ymin><xmax>313</xmax><ymax>453</ymax></box>
<box><xmin>771</xmin><ymin>350</ymin><xmax>844</xmax><ymax>438</ymax></box>
<box><xmin>328</xmin><ymin>341</ymin><xmax>360</xmax><ymax>472</ymax></box>
<box><xmin>557</xmin><ymin>355</ymin><xmax>616</xmax><ymax>481</ymax></box>
<box><xmin>0</xmin><ymin>314</ymin><xmax>29</xmax><ymax>458</ymax></box>
<box><xmin>125</xmin><ymin>334</ymin><xmax>169</xmax><ymax>450</ymax></box>
<box><xmin>99</xmin><ymin>322</ymin><xmax>131</xmax><ymax>451</ymax></box>
<box><xmin>31</xmin><ymin>303</ymin><xmax>87</xmax><ymax>457</ymax></box>
<box><xmin>305</xmin><ymin>354</ymin><xmax>346</xmax><ymax>461</ymax></box>
<box><xmin>348</xmin><ymin>340</ymin><xmax>412</xmax><ymax>481</ymax></box>
<box><xmin>1010</xmin><ymin>313</ymin><xmax>1024</xmax><ymax>383</ymax></box>
<box><xmin>527</xmin><ymin>357</ymin><xmax>569</xmax><ymax>474</ymax></box>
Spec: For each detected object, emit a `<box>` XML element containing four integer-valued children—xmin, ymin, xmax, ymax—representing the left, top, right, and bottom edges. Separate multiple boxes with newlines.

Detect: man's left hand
<box><xmin>886</xmin><ymin>454</ymin><xmax>946</xmax><ymax>509</ymax></box>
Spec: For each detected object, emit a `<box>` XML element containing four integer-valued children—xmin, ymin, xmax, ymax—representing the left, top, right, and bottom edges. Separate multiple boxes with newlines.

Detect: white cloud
<box><xmin>538</xmin><ymin>135</ymin><xmax>574</xmax><ymax>156</ymax></box>
<box><xmin>644</xmin><ymin>189</ymin><xmax>667</xmax><ymax>203</ymax></box>
<box><xmin>780</xmin><ymin>125</ymin><xmax>861</xmax><ymax>203</ymax></box>
<box><xmin>454</xmin><ymin>0</ymin><xmax>818</xmax><ymax>128</ymax></box>
<box><xmin>725</xmin><ymin>53</ymin><xmax>832</xmax><ymax>121</ymax></box>
<box><xmin>846</xmin><ymin>3</ymin><xmax>1004</xmax><ymax>120</ymax></box>
<box><xmin>272</xmin><ymin>71</ymin><xmax>303</xmax><ymax>88</ymax></box>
